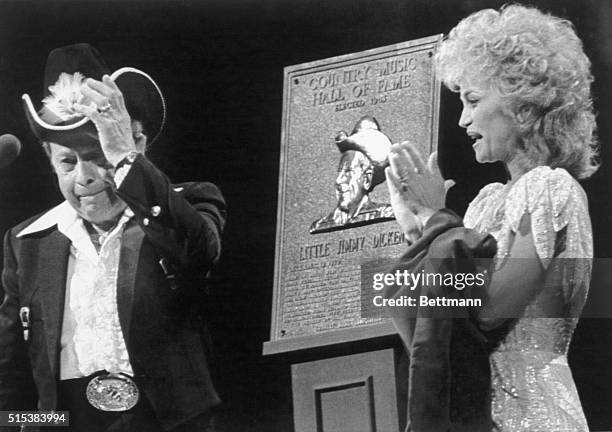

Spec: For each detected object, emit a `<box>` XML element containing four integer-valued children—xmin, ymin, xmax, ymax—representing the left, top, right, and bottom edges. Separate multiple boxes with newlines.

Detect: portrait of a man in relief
<box><xmin>310</xmin><ymin>116</ymin><xmax>395</xmax><ymax>234</ymax></box>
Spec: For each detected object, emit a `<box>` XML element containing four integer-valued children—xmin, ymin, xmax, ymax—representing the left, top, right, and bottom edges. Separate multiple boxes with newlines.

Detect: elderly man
<box><xmin>0</xmin><ymin>44</ymin><xmax>226</xmax><ymax>431</ymax></box>
<box><xmin>310</xmin><ymin>116</ymin><xmax>394</xmax><ymax>234</ymax></box>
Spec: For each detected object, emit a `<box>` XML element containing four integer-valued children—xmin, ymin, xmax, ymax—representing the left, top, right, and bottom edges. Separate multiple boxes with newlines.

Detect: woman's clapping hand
<box><xmin>385</xmin><ymin>141</ymin><xmax>454</xmax><ymax>241</ymax></box>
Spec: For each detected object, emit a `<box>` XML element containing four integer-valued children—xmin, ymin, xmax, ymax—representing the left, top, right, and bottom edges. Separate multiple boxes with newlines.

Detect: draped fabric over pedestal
<box><xmin>385</xmin><ymin>209</ymin><xmax>497</xmax><ymax>432</ymax></box>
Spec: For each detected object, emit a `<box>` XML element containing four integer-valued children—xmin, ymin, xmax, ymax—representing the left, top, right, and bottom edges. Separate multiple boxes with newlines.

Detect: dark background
<box><xmin>1</xmin><ymin>0</ymin><xmax>611</xmax><ymax>430</ymax></box>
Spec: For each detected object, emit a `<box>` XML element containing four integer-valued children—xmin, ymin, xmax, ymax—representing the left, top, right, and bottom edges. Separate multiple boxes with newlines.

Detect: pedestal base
<box><xmin>291</xmin><ymin>348</ymin><xmax>404</xmax><ymax>432</ymax></box>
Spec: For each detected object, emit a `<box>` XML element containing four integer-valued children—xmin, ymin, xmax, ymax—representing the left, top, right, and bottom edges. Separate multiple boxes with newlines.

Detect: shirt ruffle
<box><xmin>69</xmin><ymin>213</ymin><xmax>134</xmax><ymax>376</ymax></box>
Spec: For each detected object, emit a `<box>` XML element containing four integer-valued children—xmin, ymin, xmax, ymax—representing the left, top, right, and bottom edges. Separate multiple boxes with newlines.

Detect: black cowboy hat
<box><xmin>22</xmin><ymin>43</ymin><xmax>165</xmax><ymax>147</ymax></box>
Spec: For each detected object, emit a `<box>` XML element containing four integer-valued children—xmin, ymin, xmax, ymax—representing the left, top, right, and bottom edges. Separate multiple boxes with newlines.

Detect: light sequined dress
<box><xmin>463</xmin><ymin>166</ymin><xmax>591</xmax><ymax>432</ymax></box>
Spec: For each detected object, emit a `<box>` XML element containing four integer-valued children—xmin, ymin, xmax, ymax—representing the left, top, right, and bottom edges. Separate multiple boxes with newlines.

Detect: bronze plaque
<box><xmin>266</xmin><ymin>35</ymin><xmax>442</xmax><ymax>353</ymax></box>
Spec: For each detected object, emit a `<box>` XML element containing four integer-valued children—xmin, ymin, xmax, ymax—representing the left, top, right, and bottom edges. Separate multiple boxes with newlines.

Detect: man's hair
<box><xmin>435</xmin><ymin>4</ymin><xmax>598</xmax><ymax>179</ymax></box>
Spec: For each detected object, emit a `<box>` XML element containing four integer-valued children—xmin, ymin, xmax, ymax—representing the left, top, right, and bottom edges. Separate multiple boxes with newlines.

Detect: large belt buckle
<box><xmin>86</xmin><ymin>372</ymin><xmax>140</xmax><ymax>412</ymax></box>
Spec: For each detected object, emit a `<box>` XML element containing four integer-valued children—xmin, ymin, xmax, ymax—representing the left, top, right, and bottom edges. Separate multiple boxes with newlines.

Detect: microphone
<box><xmin>0</xmin><ymin>134</ymin><xmax>22</xmax><ymax>168</ymax></box>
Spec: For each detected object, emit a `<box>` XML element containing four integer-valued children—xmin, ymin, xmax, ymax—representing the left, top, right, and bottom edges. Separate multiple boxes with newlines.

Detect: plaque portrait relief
<box><xmin>265</xmin><ymin>36</ymin><xmax>442</xmax><ymax>353</ymax></box>
<box><xmin>309</xmin><ymin>115</ymin><xmax>394</xmax><ymax>234</ymax></box>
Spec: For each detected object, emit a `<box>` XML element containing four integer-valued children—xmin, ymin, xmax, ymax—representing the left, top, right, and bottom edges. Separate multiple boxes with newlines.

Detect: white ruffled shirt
<box><xmin>18</xmin><ymin>201</ymin><xmax>135</xmax><ymax>379</ymax></box>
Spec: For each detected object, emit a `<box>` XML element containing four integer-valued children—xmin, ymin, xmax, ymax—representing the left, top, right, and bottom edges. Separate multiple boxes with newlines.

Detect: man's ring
<box><xmin>98</xmin><ymin>103</ymin><xmax>112</xmax><ymax>113</ymax></box>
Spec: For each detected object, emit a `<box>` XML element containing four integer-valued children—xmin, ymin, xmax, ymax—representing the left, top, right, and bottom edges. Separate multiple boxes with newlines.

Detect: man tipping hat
<box><xmin>0</xmin><ymin>43</ymin><xmax>226</xmax><ymax>432</ymax></box>
<box><xmin>310</xmin><ymin>115</ymin><xmax>394</xmax><ymax>234</ymax></box>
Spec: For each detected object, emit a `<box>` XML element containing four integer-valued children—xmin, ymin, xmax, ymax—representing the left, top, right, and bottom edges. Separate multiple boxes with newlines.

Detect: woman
<box><xmin>386</xmin><ymin>5</ymin><xmax>597</xmax><ymax>431</ymax></box>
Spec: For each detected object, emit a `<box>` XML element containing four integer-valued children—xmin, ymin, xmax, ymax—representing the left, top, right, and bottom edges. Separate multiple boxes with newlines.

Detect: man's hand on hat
<box><xmin>73</xmin><ymin>75</ymin><xmax>138</xmax><ymax>167</ymax></box>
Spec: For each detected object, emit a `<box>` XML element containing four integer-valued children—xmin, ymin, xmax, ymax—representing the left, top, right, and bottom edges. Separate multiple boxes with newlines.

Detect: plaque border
<box><xmin>264</xmin><ymin>34</ymin><xmax>443</xmax><ymax>355</ymax></box>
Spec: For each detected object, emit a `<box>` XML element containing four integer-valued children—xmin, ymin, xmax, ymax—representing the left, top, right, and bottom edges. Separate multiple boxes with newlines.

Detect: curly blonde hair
<box><xmin>435</xmin><ymin>4</ymin><xmax>599</xmax><ymax>179</ymax></box>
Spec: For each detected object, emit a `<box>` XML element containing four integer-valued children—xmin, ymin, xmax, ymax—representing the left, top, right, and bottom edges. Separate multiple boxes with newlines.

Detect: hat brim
<box><xmin>22</xmin><ymin>67</ymin><xmax>166</xmax><ymax>147</ymax></box>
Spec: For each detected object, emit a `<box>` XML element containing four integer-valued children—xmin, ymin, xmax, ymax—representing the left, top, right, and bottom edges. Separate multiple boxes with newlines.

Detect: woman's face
<box><xmin>458</xmin><ymin>84</ymin><xmax>520</xmax><ymax>164</ymax></box>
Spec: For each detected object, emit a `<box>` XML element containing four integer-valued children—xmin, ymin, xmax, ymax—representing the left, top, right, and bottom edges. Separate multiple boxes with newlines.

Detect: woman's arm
<box><xmin>475</xmin><ymin>214</ymin><xmax>545</xmax><ymax>330</ymax></box>
<box><xmin>386</xmin><ymin>142</ymin><xmax>547</xmax><ymax>331</ymax></box>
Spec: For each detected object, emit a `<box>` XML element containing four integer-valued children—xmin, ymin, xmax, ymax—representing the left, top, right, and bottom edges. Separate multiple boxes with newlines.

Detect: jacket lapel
<box><xmin>36</xmin><ymin>230</ymin><xmax>71</xmax><ymax>378</ymax></box>
<box><xmin>116</xmin><ymin>220</ymin><xmax>145</xmax><ymax>349</ymax></box>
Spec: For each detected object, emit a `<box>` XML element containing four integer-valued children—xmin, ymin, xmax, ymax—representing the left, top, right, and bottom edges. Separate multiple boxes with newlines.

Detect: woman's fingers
<box><xmin>387</xmin><ymin>142</ymin><xmax>449</xmax><ymax>210</ymax></box>
<box><xmin>385</xmin><ymin>166</ymin><xmax>401</xmax><ymax>192</ymax></box>
<box><xmin>428</xmin><ymin>151</ymin><xmax>456</xmax><ymax>192</ymax></box>
<box><xmin>389</xmin><ymin>143</ymin><xmax>417</xmax><ymax>180</ymax></box>
<box><xmin>428</xmin><ymin>151</ymin><xmax>438</xmax><ymax>174</ymax></box>
<box><xmin>444</xmin><ymin>179</ymin><xmax>456</xmax><ymax>192</ymax></box>
<box><xmin>386</xmin><ymin>165</ymin><xmax>419</xmax><ymax>203</ymax></box>
<box><xmin>385</xmin><ymin>167</ymin><xmax>423</xmax><ymax>242</ymax></box>
<box><xmin>401</xmin><ymin>142</ymin><xmax>427</xmax><ymax>174</ymax></box>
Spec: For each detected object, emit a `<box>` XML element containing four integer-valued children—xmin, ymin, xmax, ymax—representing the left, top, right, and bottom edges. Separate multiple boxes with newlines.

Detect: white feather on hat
<box><xmin>40</xmin><ymin>72</ymin><xmax>94</xmax><ymax>123</ymax></box>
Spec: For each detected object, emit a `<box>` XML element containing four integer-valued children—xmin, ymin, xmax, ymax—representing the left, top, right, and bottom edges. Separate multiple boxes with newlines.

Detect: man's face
<box><xmin>335</xmin><ymin>150</ymin><xmax>372</xmax><ymax>213</ymax></box>
<box><xmin>48</xmin><ymin>141</ymin><xmax>126</xmax><ymax>229</ymax></box>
